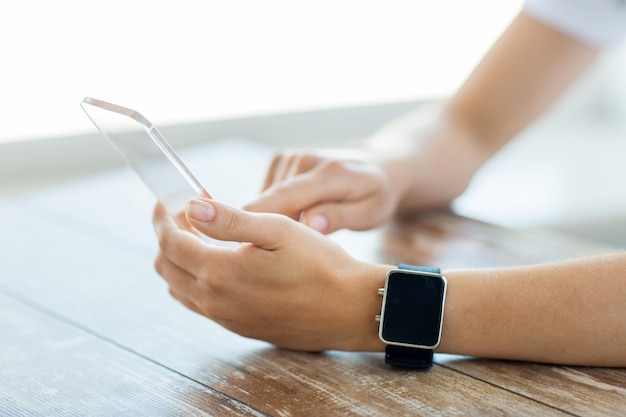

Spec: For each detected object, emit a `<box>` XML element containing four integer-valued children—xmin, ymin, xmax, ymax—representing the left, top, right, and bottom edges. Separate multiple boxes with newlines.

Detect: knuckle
<box><xmin>199</xmin><ymin>298</ymin><xmax>230</xmax><ymax>323</ymax></box>
<box><xmin>222</xmin><ymin>207</ymin><xmax>247</xmax><ymax>236</ymax></box>
<box><xmin>269</xmin><ymin>182</ymin><xmax>298</xmax><ymax>202</ymax></box>
<box><xmin>269</xmin><ymin>153</ymin><xmax>286</xmax><ymax>169</ymax></box>
<box><xmin>275</xmin><ymin>212</ymin><xmax>295</xmax><ymax>228</ymax></box>
<box><xmin>198</xmin><ymin>272</ymin><xmax>221</xmax><ymax>294</ymax></box>
<box><xmin>157</xmin><ymin>231</ymin><xmax>186</xmax><ymax>264</ymax></box>
<box><xmin>153</xmin><ymin>254</ymin><xmax>164</xmax><ymax>276</ymax></box>
<box><xmin>271</xmin><ymin>152</ymin><xmax>284</xmax><ymax>163</ymax></box>
<box><xmin>300</xmin><ymin>153</ymin><xmax>321</xmax><ymax>164</ymax></box>
<box><xmin>321</xmin><ymin>159</ymin><xmax>347</xmax><ymax>175</ymax></box>
<box><xmin>222</xmin><ymin>321</ymin><xmax>252</xmax><ymax>338</ymax></box>
<box><xmin>204</xmin><ymin>304</ymin><xmax>224</xmax><ymax>322</ymax></box>
<box><xmin>168</xmin><ymin>287</ymin><xmax>179</xmax><ymax>300</ymax></box>
<box><xmin>197</xmin><ymin>260</ymin><xmax>231</xmax><ymax>295</ymax></box>
<box><xmin>271</xmin><ymin>213</ymin><xmax>298</xmax><ymax>239</ymax></box>
<box><xmin>157</xmin><ymin>229</ymin><xmax>173</xmax><ymax>253</ymax></box>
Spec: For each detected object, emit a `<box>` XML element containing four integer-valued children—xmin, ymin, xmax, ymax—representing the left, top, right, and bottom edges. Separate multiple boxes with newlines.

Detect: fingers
<box><xmin>168</xmin><ymin>288</ymin><xmax>204</xmax><ymax>316</ymax></box>
<box><xmin>300</xmin><ymin>197</ymin><xmax>386</xmax><ymax>234</ymax></box>
<box><xmin>247</xmin><ymin>159</ymin><xmax>388</xmax><ymax>233</ymax></box>
<box><xmin>254</xmin><ymin>151</ymin><xmax>325</xmax><ymax>217</ymax></box>
<box><xmin>153</xmin><ymin>203</ymin><xmax>217</xmax><ymax>278</ymax></box>
<box><xmin>186</xmin><ymin>198</ymin><xmax>293</xmax><ymax>250</ymax></box>
<box><xmin>261</xmin><ymin>153</ymin><xmax>284</xmax><ymax>191</ymax></box>
<box><xmin>154</xmin><ymin>251</ymin><xmax>199</xmax><ymax>294</ymax></box>
<box><xmin>246</xmin><ymin>172</ymin><xmax>327</xmax><ymax>220</ymax></box>
<box><xmin>261</xmin><ymin>152</ymin><xmax>322</xmax><ymax>192</ymax></box>
<box><xmin>154</xmin><ymin>238</ymin><xmax>205</xmax><ymax>315</ymax></box>
<box><xmin>248</xmin><ymin>161</ymin><xmax>361</xmax><ymax>215</ymax></box>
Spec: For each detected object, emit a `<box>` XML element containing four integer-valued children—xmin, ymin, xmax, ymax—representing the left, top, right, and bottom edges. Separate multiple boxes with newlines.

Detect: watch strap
<box><xmin>398</xmin><ymin>264</ymin><xmax>440</xmax><ymax>274</ymax></box>
<box><xmin>385</xmin><ymin>345</ymin><xmax>434</xmax><ymax>368</ymax></box>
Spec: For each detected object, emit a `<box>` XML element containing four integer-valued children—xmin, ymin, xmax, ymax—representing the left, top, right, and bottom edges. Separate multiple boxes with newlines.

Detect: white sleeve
<box><xmin>524</xmin><ymin>0</ymin><xmax>626</xmax><ymax>47</ymax></box>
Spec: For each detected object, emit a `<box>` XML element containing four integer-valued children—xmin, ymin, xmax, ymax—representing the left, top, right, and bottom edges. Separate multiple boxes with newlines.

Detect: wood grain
<box><xmin>439</xmin><ymin>358</ymin><xmax>626</xmax><ymax>417</ymax></box>
<box><xmin>0</xmin><ymin>294</ymin><xmax>265</xmax><ymax>417</ymax></box>
<box><xmin>1</xmin><ymin>139</ymin><xmax>624</xmax><ymax>416</ymax></box>
<box><xmin>0</xmin><ymin>203</ymin><xmax>570</xmax><ymax>416</ymax></box>
<box><xmin>378</xmin><ymin>210</ymin><xmax>614</xmax><ymax>269</ymax></box>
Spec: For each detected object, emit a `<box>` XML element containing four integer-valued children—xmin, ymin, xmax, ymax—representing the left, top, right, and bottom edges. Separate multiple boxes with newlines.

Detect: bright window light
<box><xmin>0</xmin><ymin>1</ymin><xmax>521</xmax><ymax>143</ymax></box>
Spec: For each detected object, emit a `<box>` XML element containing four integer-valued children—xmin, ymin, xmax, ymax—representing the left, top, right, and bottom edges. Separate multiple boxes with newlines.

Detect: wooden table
<box><xmin>1</xmin><ymin>139</ymin><xmax>624</xmax><ymax>416</ymax></box>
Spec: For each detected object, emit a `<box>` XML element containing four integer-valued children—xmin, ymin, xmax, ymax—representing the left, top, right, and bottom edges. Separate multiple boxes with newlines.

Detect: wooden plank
<box><xmin>2</xmin><ymin>139</ymin><xmax>623</xmax><ymax>415</ymax></box>
<box><xmin>380</xmin><ymin>210</ymin><xmax>614</xmax><ymax>269</ymax></box>
<box><xmin>0</xmin><ymin>294</ymin><xmax>266</xmax><ymax>417</ymax></box>
<box><xmin>0</xmin><ymin>204</ymin><xmax>569</xmax><ymax>416</ymax></box>
<box><xmin>438</xmin><ymin>358</ymin><xmax>626</xmax><ymax>417</ymax></box>
<box><xmin>183</xmin><ymin>348</ymin><xmax>574</xmax><ymax>417</ymax></box>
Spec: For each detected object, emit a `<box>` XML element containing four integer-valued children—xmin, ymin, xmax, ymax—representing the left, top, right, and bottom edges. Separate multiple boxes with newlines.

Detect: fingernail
<box><xmin>307</xmin><ymin>214</ymin><xmax>328</xmax><ymax>233</ymax></box>
<box><xmin>187</xmin><ymin>199</ymin><xmax>215</xmax><ymax>222</ymax></box>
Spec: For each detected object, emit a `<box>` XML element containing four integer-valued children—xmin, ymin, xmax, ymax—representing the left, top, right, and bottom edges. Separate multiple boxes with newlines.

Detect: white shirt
<box><xmin>524</xmin><ymin>0</ymin><xmax>626</xmax><ymax>47</ymax></box>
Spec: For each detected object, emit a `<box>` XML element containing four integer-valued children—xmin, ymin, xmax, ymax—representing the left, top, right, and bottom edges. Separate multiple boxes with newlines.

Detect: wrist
<box><xmin>396</xmin><ymin>117</ymin><xmax>487</xmax><ymax>213</ymax></box>
<box><xmin>361</xmin><ymin>140</ymin><xmax>417</xmax><ymax>219</ymax></box>
<box><xmin>364</xmin><ymin>105</ymin><xmax>487</xmax><ymax>215</ymax></box>
<box><xmin>342</xmin><ymin>262</ymin><xmax>392</xmax><ymax>352</ymax></box>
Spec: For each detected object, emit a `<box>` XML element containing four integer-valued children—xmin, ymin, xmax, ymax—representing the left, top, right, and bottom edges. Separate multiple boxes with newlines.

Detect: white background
<box><xmin>0</xmin><ymin>0</ymin><xmax>521</xmax><ymax>143</ymax></box>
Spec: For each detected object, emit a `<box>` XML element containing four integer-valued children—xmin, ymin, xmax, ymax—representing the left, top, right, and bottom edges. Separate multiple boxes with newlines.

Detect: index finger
<box><xmin>246</xmin><ymin>166</ymin><xmax>364</xmax><ymax>218</ymax></box>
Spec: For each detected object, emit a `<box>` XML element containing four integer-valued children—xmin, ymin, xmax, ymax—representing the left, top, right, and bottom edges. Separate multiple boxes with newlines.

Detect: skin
<box><xmin>244</xmin><ymin>13</ymin><xmax>599</xmax><ymax>233</ymax></box>
<box><xmin>154</xmin><ymin>199</ymin><xmax>388</xmax><ymax>353</ymax></box>
<box><xmin>153</xmin><ymin>12</ymin><xmax>626</xmax><ymax>366</ymax></box>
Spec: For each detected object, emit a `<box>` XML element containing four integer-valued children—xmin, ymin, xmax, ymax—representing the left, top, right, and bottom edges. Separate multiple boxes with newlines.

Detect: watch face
<box><xmin>380</xmin><ymin>271</ymin><xmax>446</xmax><ymax>349</ymax></box>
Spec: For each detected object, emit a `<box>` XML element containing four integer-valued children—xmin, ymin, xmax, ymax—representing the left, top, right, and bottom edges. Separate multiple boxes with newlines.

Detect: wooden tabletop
<box><xmin>1</xmin><ymin>139</ymin><xmax>624</xmax><ymax>416</ymax></box>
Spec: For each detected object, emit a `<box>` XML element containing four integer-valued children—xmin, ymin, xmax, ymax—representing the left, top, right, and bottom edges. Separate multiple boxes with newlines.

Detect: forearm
<box><xmin>367</xmin><ymin>12</ymin><xmax>599</xmax><ymax>214</ymax></box>
<box><xmin>448</xmin><ymin>12</ymin><xmax>598</xmax><ymax>155</ymax></box>
<box><xmin>439</xmin><ymin>253</ymin><xmax>626</xmax><ymax>366</ymax></box>
<box><xmin>366</xmin><ymin>103</ymin><xmax>486</xmax><ymax>213</ymax></box>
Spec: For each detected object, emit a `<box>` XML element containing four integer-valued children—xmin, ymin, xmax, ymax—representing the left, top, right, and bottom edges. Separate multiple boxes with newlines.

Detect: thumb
<box><xmin>186</xmin><ymin>198</ymin><xmax>287</xmax><ymax>249</ymax></box>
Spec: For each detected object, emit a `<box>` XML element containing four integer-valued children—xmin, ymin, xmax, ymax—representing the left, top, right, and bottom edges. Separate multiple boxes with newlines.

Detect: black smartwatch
<box><xmin>377</xmin><ymin>264</ymin><xmax>447</xmax><ymax>369</ymax></box>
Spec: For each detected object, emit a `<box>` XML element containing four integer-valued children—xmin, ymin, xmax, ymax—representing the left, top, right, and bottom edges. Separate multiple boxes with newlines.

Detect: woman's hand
<box><xmin>244</xmin><ymin>150</ymin><xmax>401</xmax><ymax>235</ymax></box>
<box><xmin>244</xmin><ymin>104</ymin><xmax>490</xmax><ymax>235</ymax></box>
<box><xmin>153</xmin><ymin>198</ymin><xmax>389</xmax><ymax>352</ymax></box>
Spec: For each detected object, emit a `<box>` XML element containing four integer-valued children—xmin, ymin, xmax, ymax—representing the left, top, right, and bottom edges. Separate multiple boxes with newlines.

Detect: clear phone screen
<box><xmin>81</xmin><ymin>97</ymin><xmax>209</xmax><ymax>214</ymax></box>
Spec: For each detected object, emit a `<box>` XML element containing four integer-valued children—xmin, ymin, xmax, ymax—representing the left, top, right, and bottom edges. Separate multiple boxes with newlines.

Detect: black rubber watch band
<box><xmin>385</xmin><ymin>345</ymin><xmax>434</xmax><ymax>368</ymax></box>
<box><xmin>398</xmin><ymin>264</ymin><xmax>440</xmax><ymax>274</ymax></box>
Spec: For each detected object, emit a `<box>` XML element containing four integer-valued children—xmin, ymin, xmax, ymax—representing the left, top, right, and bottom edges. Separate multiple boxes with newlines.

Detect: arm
<box><xmin>388</xmin><ymin>11</ymin><xmax>599</xmax><ymax>212</ymax></box>
<box><xmin>246</xmin><ymin>12</ymin><xmax>599</xmax><ymax>231</ymax></box>
<box><xmin>441</xmin><ymin>256</ymin><xmax>626</xmax><ymax>366</ymax></box>
<box><xmin>154</xmin><ymin>199</ymin><xmax>626</xmax><ymax>366</ymax></box>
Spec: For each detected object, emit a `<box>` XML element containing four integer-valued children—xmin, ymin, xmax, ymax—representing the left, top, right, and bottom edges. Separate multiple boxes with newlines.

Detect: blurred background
<box><xmin>0</xmin><ymin>0</ymin><xmax>521</xmax><ymax>143</ymax></box>
<box><xmin>1</xmin><ymin>0</ymin><xmax>625</xmax><ymax>245</ymax></box>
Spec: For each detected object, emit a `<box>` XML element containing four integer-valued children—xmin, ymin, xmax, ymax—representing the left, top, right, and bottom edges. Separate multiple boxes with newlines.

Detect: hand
<box><xmin>153</xmin><ymin>198</ymin><xmax>389</xmax><ymax>352</ymax></box>
<box><xmin>243</xmin><ymin>104</ymin><xmax>485</xmax><ymax>235</ymax></box>
<box><xmin>244</xmin><ymin>150</ymin><xmax>401</xmax><ymax>234</ymax></box>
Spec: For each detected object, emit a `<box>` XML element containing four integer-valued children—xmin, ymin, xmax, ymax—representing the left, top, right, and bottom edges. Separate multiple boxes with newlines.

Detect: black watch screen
<box><xmin>380</xmin><ymin>270</ymin><xmax>446</xmax><ymax>349</ymax></box>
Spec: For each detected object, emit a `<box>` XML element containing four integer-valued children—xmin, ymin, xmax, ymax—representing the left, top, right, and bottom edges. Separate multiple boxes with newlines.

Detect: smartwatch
<box><xmin>377</xmin><ymin>264</ymin><xmax>447</xmax><ymax>368</ymax></box>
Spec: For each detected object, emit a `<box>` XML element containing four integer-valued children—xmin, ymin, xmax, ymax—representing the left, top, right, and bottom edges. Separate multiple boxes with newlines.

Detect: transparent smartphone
<box><xmin>80</xmin><ymin>97</ymin><xmax>210</xmax><ymax>214</ymax></box>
